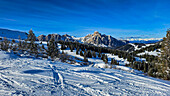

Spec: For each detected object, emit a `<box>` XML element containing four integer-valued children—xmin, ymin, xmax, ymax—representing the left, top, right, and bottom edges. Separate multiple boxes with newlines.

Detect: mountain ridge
<box><xmin>0</xmin><ymin>28</ymin><xmax>162</xmax><ymax>48</ymax></box>
<box><xmin>37</xmin><ymin>31</ymin><xmax>128</xmax><ymax>48</ymax></box>
<box><xmin>0</xmin><ymin>28</ymin><xmax>28</xmax><ymax>40</ymax></box>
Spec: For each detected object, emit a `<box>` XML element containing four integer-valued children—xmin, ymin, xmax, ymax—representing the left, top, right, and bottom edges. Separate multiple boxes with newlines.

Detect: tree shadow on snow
<box><xmin>23</xmin><ymin>69</ymin><xmax>49</xmax><ymax>74</ymax></box>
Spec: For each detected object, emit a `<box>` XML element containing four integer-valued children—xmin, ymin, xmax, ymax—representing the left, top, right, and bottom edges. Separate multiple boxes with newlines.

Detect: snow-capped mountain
<box><xmin>0</xmin><ymin>28</ymin><xmax>28</xmax><ymax>40</ymax></box>
<box><xmin>82</xmin><ymin>31</ymin><xmax>128</xmax><ymax>48</ymax></box>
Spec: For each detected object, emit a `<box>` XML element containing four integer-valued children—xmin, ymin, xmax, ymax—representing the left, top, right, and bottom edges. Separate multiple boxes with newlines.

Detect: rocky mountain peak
<box><xmin>93</xmin><ymin>31</ymin><xmax>101</xmax><ymax>36</ymax></box>
<box><xmin>63</xmin><ymin>34</ymin><xmax>70</xmax><ymax>37</ymax></box>
<box><xmin>82</xmin><ymin>31</ymin><xmax>128</xmax><ymax>48</ymax></box>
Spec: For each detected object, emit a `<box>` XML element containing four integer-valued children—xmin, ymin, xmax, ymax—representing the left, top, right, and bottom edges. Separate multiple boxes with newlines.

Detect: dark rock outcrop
<box><xmin>38</xmin><ymin>34</ymin><xmax>76</xmax><ymax>42</ymax></box>
<box><xmin>37</xmin><ymin>35</ymin><xmax>46</xmax><ymax>41</ymax></box>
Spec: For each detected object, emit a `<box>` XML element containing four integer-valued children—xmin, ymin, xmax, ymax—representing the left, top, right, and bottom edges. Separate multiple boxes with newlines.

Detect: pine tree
<box><xmin>27</xmin><ymin>29</ymin><xmax>37</xmax><ymax>54</ymax></box>
<box><xmin>70</xmin><ymin>45</ymin><xmax>73</xmax><ymax>52</ymax></box>
<box><xmin>116</xmin><ymin>61</ymin><xmax>119</xmax><ymax>65</ymax></box>
<box><xmin>42</xmin><ymin>44</ymin><xmax>45</xmax><ymax>49</ymax></box>
<box><xmin>111</xmin><ymin>58</ymin><xmax>114</xmax><ymax>65</ymax></box>
<box><xmin>1</xmin><ymin>37</ymin><xmax>9</xmax><ymax>51</ymax></box>
<box><xmin>84</xmin><ymin>56</ymin><xmax>88</xmax><ymax>62</ymax></box>
<box><xmin>62</xmin><ymin>50</ymin><xmax>64</xmax><ymax>54</ymax></box>
<box><xmin>159</xmin><ymin>29</ymin><xmax>170</xmax><ymax>79</ymax></box>
<box><xmin>27</xmin><ymin>29</ymin><xmax>36</xmax><ymax>42</ymax></box>
<box><xmin>84</xmin><ymin>50</ymin><xmax>87</xmax><ymax>57</ymax></box>
<box><xmin>10</xmin><ymin>39</ymin><xmax>15</xmax><ymax>50</ymax></box>
<box><xmin>101</xmin><ymin>54</ymin><xmax>105</xmax><ymax>60</ymax></box>
<box><xmin>47</xmin><ymin>36</ymin><xmax>58</xmax><ymax>60</ymax></box>
<box><xmin>104</xmin><ymin>55</ymin><xmax>108</xmax><ymax>64</ymax></box>
<box><xmin>148</xmin><ymin>68</ymin><xmax>155</xmax><ymax>77</ymax></box>
<box><xmin>105</xmin><ymin>55</ymin><xmax>108</xmax><ymax>62</ymax></box>
<box><xmin>80</xmin><ymin>50</ymin><xmax>83</xmax><ymax>56</ymax></box>
<box><xmin>18</xmin><ymin>36</ymin><xmax>22</xmax><ymax>50</ymax></box>
<box><xmin>87</xmin><ymin>50</ymin><xmax>92</xmax><ymax>58</ymax></box>
<box><xmin>76</xmin><ymin>47</ymin><xmax>79</xmax><ymax>55</ymax></box>
<box><xmin>92</xmin><ymin>51</ymin><xmax>96</xmax><ymax>58</ymax></box>
<box><xmin>98</xmin><ymin>52</ymin><xmax>101</xmax><ymax>58</ymax></box>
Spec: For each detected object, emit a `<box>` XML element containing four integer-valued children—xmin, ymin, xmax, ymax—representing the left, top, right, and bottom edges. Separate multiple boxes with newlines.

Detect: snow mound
<box><xmin>0</xmin><ymin>51</ymin><xmax>9</xmax><ymax>59</ymax></box>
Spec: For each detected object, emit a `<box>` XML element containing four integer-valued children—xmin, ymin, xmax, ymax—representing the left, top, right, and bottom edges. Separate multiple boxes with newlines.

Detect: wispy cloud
<box><xmin>0</xmin><ymin>18</ymin><xmax>16</xmax><ymax>21</ymax></box>
<box><xmin>83</xmin><ymin>27</ymin><xmax>141</xmax><ymax>34</ymax></box>
<box><xmin>0</xmin><ymin>0</ymin><xmax>169</xmax><ymax>38</ymax></box>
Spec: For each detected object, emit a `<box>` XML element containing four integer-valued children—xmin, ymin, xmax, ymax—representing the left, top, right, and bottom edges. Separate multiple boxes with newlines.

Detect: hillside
<box><xmin>116</xmin><ymin>43</ymin><xmax>146</xmax><ymax>52</ymax></box>
<box><xmin>0</xmin><ymin>28</ymin><xmax>28</xmax><ymax>40</ymax></box>
<box><xmin>0</xmin><ymin>29</ymin><xmax>170</xmax><ymax>95</ymax></box>
<box><xmin>0</xmin><ymin>50</ymin><xmax>170</xmax><ymax>95</ymax></box>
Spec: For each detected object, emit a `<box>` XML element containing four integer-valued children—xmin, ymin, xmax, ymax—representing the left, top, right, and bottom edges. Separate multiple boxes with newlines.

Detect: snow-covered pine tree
<box><xmin>1</xmin><ymin>37</ymin><xmax>9</xmax><ymax>51</ymax></box>
<box><xmin>10</xmin><ymin>39</ymin><xmax>15</xmax><ymax>50</ymax></box>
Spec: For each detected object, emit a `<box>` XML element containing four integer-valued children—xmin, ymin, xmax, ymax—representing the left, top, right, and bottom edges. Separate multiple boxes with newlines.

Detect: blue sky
<box><xmin>0</xmin><ymin>0</ymin><xmax>170</xmax><ymax>38</ymax></box>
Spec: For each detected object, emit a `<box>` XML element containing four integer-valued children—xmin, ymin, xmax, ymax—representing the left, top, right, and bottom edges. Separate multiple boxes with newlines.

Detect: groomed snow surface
<box><xmin>0</xmin><ymin>51</ymin><xmax>170</xmax><ymax>96</ymax></box>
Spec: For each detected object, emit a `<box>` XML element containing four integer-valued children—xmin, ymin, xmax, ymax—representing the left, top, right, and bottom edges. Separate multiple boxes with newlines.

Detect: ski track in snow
<box><xmin>0</xmin><ymin>51</ymin><xmax>170</xmax><ymax>96</ymax></box>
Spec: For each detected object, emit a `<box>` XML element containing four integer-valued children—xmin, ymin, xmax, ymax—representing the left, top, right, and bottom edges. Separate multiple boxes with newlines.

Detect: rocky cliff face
<box><xmin>37</xmin><ymin>34</ymin><xmax>75</xmax><ymax>42</ymax></box>
<box><xmin>82</xmin><ymin>31</ymin><xmax>128</xmax><ymax>48</ymax></box>
<box><xmin>37</xmin><ymin>35</ymin><xmax>46</xmax><ymax>41</ymax></box>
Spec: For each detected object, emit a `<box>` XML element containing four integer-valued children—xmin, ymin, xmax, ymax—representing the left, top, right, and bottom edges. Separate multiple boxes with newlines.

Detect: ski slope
<box><xmin>0</xmin><ymin>51</ymin><xmax>170</xmax><ymax>96</ymax></box>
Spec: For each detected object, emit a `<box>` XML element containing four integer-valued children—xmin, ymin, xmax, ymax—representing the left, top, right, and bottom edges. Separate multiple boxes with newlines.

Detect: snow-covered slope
<box><xmin>0</xmin><ymin>28</ymin><xmax>28</xmax><ymax>40</ymax></box>
<box><xmin>137</xmin><ymin>50</ymin><xmax>161</xmax><ymax>56</ymax></box>
<box><xmin>129</xmin><ymin>43</ymin><xmax>156</xmax><ymax>51</ymax></box>
<box><xmin>117</xmin><ymin>43</ymin><xmax>154</xmax><ymax>52</ymax></box>
<box><xmin>0</xmin><ymin>51</ymin><xmax>170</xmax><ymax>96</ymax></box>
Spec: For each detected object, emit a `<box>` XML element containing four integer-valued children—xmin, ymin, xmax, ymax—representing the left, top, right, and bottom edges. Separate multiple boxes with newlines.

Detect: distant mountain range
<box><xmin>37</xmin><ymin>31</ymin><xmax>128</xmax><ymax>48</ymax></box>
<box><xmin>0</xmin><ymin>28</ymin><xmax>27</xmax><ymax>40</ymax></box>
<box><xmin>122</xmin><ymin>38</ymin><xmax>162</xmax><ymax>44</ymax></box>
<box><xmin>0</xmin><ymin>28</ymin><xmax>163</xmax><ymax>48</ymax></box>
